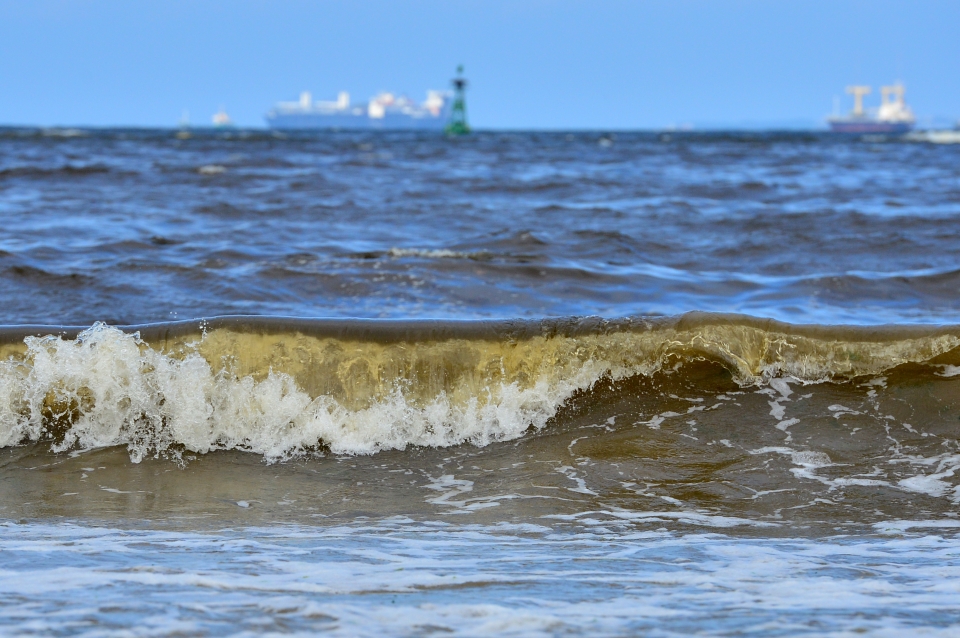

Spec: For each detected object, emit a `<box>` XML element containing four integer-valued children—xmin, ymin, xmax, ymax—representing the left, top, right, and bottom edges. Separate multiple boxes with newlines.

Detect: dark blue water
<box><xmin>2</xmin><ymin>128</ymin><xmax>959</xmax><ymax>325</ymax></box>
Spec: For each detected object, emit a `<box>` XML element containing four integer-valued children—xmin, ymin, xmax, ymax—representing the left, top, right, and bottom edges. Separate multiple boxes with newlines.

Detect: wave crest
<box><xmin>0</xmin><ymin>314</ymin><xmax>957</xmax><ymax>461</ymax></box>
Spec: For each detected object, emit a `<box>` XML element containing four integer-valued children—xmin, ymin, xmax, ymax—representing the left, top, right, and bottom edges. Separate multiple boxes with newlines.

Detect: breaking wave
<box><xmin>0</xmin><ymin>313</ymin><xmax>958</xmax><ymax>462</ymax></box>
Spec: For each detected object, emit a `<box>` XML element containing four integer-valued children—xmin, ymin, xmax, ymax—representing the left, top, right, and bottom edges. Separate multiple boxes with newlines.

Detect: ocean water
<box><xmin>1</xmin><ymin>128</ymin><xmax>960</xmax><ymax>635</ymax></box>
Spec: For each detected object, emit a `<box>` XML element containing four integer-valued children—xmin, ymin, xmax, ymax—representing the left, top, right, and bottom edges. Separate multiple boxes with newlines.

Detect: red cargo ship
<box><xmin>828</xmin><ymin>84</ymin><xmax>915</xmax><ymax>134</ymax></box>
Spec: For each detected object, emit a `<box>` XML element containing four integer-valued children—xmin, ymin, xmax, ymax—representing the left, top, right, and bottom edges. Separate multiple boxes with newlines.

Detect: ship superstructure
<box><xmin>828</xmin><ymin>83</ymin><xmax>916</xmax><ymax>133</ymax></box>
<box><xmin>212</xmin><ymin>107</ymin><xmax>233</xmax><ymax>128</ymax></box>
<box><xmin>265</xmin><ymin>89</ymin><xmax>451</xmax><ymax>130</ymax></box>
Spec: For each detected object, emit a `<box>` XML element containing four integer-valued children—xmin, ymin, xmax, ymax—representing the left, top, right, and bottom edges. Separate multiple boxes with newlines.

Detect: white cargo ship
<box><xmin>265</xmin><ymin>89</ymin><xmax>451</xmax><ymax>130</ymax></box>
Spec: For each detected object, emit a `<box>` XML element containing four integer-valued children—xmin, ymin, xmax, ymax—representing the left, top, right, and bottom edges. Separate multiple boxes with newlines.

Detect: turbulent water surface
<box><xmin>1</xmin><ymin>128</ymin><xmax>960</xmax><ymax>636</ymax></box>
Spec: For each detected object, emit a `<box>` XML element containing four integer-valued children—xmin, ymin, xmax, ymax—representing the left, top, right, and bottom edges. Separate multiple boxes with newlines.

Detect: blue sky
<box><xmin>0</xmin><ymin>0</ymin><xmax>957</xmax><ymax>129</ymax></box>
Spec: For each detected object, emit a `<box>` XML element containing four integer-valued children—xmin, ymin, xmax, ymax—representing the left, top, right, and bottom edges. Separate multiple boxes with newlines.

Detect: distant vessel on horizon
<box><xmin>265</xmin><ymin>89</ymin><xmax>451</xmax><ymax>130</ymax></box>
<box><xmin>212</xmin><ymin>107</ymin><xmax>234</xmax><ymax>128</ymax></box>
<box><xmin>828</xmin><ymin>84</ymin><xmax>915</xmax><ymax>134</ymax></box>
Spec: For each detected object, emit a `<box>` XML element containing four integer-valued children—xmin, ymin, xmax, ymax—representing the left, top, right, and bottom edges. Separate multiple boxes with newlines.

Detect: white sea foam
<box><xmin>388</xmin><ymin>247</ymin><xmax>489</xmax><ymax>260</ymax></box>
<box><xmin>1</xmin><ymin>519</ymin><xmax>957</xmax><ymax>636</ymax></box>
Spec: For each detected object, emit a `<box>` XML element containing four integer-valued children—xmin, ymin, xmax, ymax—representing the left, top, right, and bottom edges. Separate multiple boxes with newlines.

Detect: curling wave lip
<box><xmin>2</xmin><ymin>312</ymin><xmax>959</xmax><ymax>462</ymax></box>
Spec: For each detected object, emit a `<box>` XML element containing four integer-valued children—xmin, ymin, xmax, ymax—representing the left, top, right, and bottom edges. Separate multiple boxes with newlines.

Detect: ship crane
<box><xmin>846</xmin><ymin>85</ymin><xmax>871</xmax><ymax>117</ymax></box>
<box><xmin>881</xmin><ymin>84</ymin><xmax>905</xmax><ymax>107</ymax></box>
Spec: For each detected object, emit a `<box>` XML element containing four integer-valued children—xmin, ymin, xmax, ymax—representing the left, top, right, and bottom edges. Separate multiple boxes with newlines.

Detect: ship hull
<box><xmin>828</xmin><ymin>120</ymin><xmax>914</xmax><ymax>134</ymax></box>
<box><xmin>266</xmin><ymin>112</ymin><xmax>447</xmax><ymax>131</ymax></box>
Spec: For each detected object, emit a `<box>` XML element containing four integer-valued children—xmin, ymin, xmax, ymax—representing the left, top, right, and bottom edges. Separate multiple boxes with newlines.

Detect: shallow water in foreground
<box><xmin>3</xmin><ymin>519</ymin><xmax>959</xmax><ymax>636</ymax></box>
<box><xmin>1</xmin><ymin>129</ymin><xmax>960</xmax><ymax>635</ymax></box>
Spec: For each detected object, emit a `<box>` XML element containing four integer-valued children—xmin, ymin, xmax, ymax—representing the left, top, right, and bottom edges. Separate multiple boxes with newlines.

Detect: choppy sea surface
<box><xmin>1</xmin><ymin>128</ymin><xmax>960</xmax><ymax>636</ymax></box>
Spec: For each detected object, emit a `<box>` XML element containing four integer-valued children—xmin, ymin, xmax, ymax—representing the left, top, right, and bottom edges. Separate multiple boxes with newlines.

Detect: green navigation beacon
<box><xmin>445</xmin><ymin>65</ymin><xmax>470</xmax><ymax>136</ymax></box>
